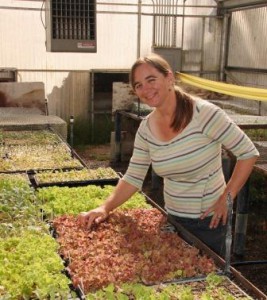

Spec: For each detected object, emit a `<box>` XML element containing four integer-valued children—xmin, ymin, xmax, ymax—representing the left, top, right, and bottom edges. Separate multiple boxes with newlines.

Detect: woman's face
<box><xmin>132</xmin><ymin>63</ymin><xmax>173</xmax><ymax>108</ymax></box>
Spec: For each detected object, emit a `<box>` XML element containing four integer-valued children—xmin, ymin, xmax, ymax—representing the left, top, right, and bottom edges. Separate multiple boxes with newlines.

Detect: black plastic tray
<box><xmin>31</xmin><ymin>170</ymin><xmax>122</xmax><ymax>188</ymax></box>
<box><xmin>0</xmin><ymin>171</ymin><xmax>32</xmax><ymax>186</ymax></box>
<box><xmin>33</xmin><ymin>177</ymin><xmax>120</xmax><ymax>188</ymax></box>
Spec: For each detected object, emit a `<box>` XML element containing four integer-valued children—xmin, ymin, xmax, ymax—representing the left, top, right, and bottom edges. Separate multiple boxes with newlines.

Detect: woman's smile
<box><xmin>133</xmin><ymin>64</ymin><xmax>171</xmax><ymax>108</ymax></box>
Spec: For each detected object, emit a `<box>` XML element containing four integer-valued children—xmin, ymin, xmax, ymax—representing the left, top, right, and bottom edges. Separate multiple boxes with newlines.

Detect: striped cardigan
<box><xmin>122</xmin><ymin>98</ymin><xmax>259</xmax><ymax>218</ymax></box>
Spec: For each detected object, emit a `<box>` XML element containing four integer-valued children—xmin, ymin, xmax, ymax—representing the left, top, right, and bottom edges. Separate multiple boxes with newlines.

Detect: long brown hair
<box><xmin>130</xmin><ymin>53</ymin><xmax>194</xmax><ymax>132</ymax></box>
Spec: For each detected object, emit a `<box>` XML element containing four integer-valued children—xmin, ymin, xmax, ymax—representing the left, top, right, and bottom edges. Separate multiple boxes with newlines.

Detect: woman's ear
<box><xmin>168</xmin><ymin>70</ymin><xmax>174</xmax><ymax>81</ymax></box>
<box><xmin>167</xmin><ymin>70</ymin><xmax>175</xmax><ymax>87</ymax></box>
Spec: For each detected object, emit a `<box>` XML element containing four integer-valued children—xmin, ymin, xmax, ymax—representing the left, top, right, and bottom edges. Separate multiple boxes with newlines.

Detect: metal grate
<box><xmin>51</xmin><ymin>0</ymin><xmax>95</xmax><ymax>40</ymax></box>
<box><xmin>46</xmin><ymin>0</ymin><xmax>96</xmax><ymax>52</ymax></box>
<box><xmin>152</xmin><ymin>0</ymin><xmax>180</xmax><ymax>47</ymax></box>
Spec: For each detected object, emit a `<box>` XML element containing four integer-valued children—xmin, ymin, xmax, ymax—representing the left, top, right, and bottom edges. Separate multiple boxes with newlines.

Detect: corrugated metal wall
<box><xmin>182</xmin><ymin>16</ymin><xmax>222</xmax><ymax>76</ymax></box>
<box><xmin>228</xmin><ymin>7</ymin><xmax>267</xmax><ymax>70</ymax></box>
<box><xmin>227</xmin><ymin>6</ymin><xmax>267</xmax><ymax>115</ymax></box>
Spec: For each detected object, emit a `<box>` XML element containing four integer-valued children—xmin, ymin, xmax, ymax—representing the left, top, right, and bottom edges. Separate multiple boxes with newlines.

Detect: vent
<box><xmin>45</xmin><ymin>0</ymin><xmax>96</xmax><ymax>52</ymax></box>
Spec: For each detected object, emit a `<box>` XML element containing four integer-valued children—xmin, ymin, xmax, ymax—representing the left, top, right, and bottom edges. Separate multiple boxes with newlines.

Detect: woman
<box><xmin>79</xmin><ymin>54</ymin><xmax>259</xmax><ymax>255</ymax></box>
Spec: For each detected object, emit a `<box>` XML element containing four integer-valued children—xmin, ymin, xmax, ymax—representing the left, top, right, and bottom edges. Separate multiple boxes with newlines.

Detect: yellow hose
<box><xmin>176</xmin><ymin>72</ymin><xmax>267</xmax><ymax>102</ymax></box>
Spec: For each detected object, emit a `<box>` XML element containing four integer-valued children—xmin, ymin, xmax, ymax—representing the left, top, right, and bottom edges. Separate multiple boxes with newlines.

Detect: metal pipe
<box><xmin>232</xmin><ymin>260</ymin><xmax>267</xmax><ymax>267</ymax></box>
<box><xmin>141</xmin><ymin>12</ymin><xmax>219</xmax><ymax>17</ymax></box>
<box><xmin>181</xmin><ymin>0</ymin><xmax>186</xmax><ymax>71</ymax></box>
<box><xmin>258</xmin><ymin>100</ymin><xmax>262</xmax><ymax>116</ymax></box>
<box><xmin>137</xmin><ymin>0</ymin><xmax>142</xmax><ymax>58</ymax></box>
<box><xmin>219</xmin><ymin>13</ymin><xmax>230</xmax><ymax>81</ymax></box>
<box><xmin>224</xmin><ymin>193</ymin><xmax>233</xmax><ymax>275</ymax></box>
<box><xmin>90</xmin><ymin>72</ymin><xmax>95</xmax><ymax>143</ymax></box>
<box><xmin>165</xmin><ymin>0</ymin><xmax>169</xmax><ymax>46</ymax></box>
<box><xmin>114</xmin><ymin>111</ymin><xmax>122</xmax><ymax>163</ymax></box>
<box><xmin>0</xmin><ymin>5</ymin><xmax>220</xmax><ymax>18</ymax></box>
<box><xmin>145</xmin><ymin>273</ymin><xmax>224</xmax><ymax>286</ymax></box>
<box><xmin>69</xmin><ymin>115</ymin><xmax>74</xmax><ymax>154</ymax></box>
<box><xmin>152</xmin><ymin>0</ymin><xmax>156</xmax><ymax>46</ymax></box>
<box><xmin>172</xmin><ymin>0</ymin><xmax>178</xmax><ymax>47</ymax></box>
<box><xmin>222</xmin><ymin>3</ymin><xmax>267</xmax><ymax>13</ymax></box>
<box><xmin>45</xmin><ymin>98</ymin><xmax>49</xmax><ymax>116</ymax></box>
<box><xmin>226</xmin><ymin>66</ymin><xmax>267</xmax><ymax>74</ymax></box>
<box><xmin>234</xmin><ymin>179</ymin><xmax>250</xmax><ymax>257</ymax></box>
<box><xmin>200</xmin><ymin>17</ymin><xmax>205</xmax><ymax>74</ymax></box>
<box><xmin>0</xmin><ymin>3</ymin><xmax>218</xmax><ymax>10</ymax></box>
<box><xmin>160</xmin><ymin>2</ymin><xmax>163</xmax><ymax>46</ymax></box>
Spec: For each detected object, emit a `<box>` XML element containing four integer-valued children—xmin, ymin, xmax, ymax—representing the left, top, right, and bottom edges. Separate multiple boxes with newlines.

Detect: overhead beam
<box><xmin>218</xmin><ymin>0</ymin><xmax>267</xmax><ymax>11</ymax></box>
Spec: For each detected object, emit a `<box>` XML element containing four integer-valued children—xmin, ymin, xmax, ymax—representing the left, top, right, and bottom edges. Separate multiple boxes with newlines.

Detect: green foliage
<box><xmin>0</xmin><ymin>175</ymin><xmax>45</xmax><ymax>238</ymax></box>
<box><xmin>86</xmin><ymin>283</ymin><xmax>156</xmax><ymax>300</ymax></box>
<box><xmin>70</xmin><ymin>117</ymin><xmax>92</xmax><ymax>146</ymax></box>
<box><xmin>2</xmin><ymin>130</ymin><xmax>62</xmax><ymax>146</ymax></box>
<box><xmin>70</xmin><ymin>115</ymin><xmax>114</xmax><ymax>146</ymax></box>
<box><xmin>85</xmin><ymin>275</ymin><xmax>252</xmax><ymax>300</ymax></box>
<box><xmin>35</xmin><ymin>167</ymin><xmax>119</xmax><ymax>184</ymax></box>
<box><xmin>90</xmin><ymin>114</ymin><xmax>114</xmax><ymax>145</ymax></box>
<box><xmin>0</xmin><ymin>129</ymin><xmax>3</xmax><ymax>143</ymax></box>
<box><xmin>37</xmin><ymin>185</ymin><xmax>114</xmax><ymax>218</ymax></box>
<box><xmin>0</xmin><ymin>143</ymin><xmax>83</xmax><ymax>172</ymax></box>
<box><xmin>119</xmin><ymin>192</ymin><xmax>151</xmax><ymax>210</ymax></box>
<box><xmin>36</xmin><ymin>185</ymin><xmax>151</xmax><ymax>219</ymax></box>
<box><xmin>249</xmin><ymin>172</ymin><xmax>267</xmax><ymax>204</ymax></box>
<box><xmin>0</xmin><ymin>173</ymin><xmax>30</xmax><ymax>190</ymax></box>
<box><xmin>244</xmin><ymin>129</ymin><xmax>267</xmax><ymax>141</ymax></box>
<box><xmin>0</xmin><ymin>230</ymin><xmax>71</xmax><ymax>299</ymax></box>
<box><xmin>205</xmin><ymin>273</ymin><xmax>223</xmax><ymax>286</ymax></box>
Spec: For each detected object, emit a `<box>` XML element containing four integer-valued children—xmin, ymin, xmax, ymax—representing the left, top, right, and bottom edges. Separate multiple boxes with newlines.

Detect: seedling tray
<box><xmin>0</xmin><ymin>131</ymin><xmax>87</xmax><ymax>173</ymax></box>
<box><xmin>32</xmin><ymin>169</ymin><xmax>121</xmax><ymax>188</ymax></box>
<box><xmin>0</xmin><ymin>171</ymin><xmax>32</xmax><ymax>186</ymax></box>
<box><xmin>80</xmin><ymin>275</ymin><xmax>254</xmax><ymax>299</ymax></box>
<box><xmin>52</xmin><ymin>208</ymin><xmax>221</xmax><ymax>295</ymax></box>
<box><xmin>33</xmin><ymin>177</ymin><xmax>120</xmax><ymax>188</ymax></box>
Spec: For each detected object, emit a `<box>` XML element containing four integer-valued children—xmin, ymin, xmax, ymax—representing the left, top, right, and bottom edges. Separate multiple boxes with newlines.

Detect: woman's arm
<box><xmin>79</xmin><ymin>120</ymin><xmax>151</xmax><ymax>229</ymax></box>
<box><xmin>201</xmin><ymin>156</ymin><xmax>258</xmax><ymax>228</ymax></box>
<box><xmin>78</xmin><ymin>179</ymin><xmax>139</xmax><ymax>229</ymax></box>
<box><xmin>224</xmin><ymin>156</ymin><xmax>258</xmax><ymax>200</ymax></box>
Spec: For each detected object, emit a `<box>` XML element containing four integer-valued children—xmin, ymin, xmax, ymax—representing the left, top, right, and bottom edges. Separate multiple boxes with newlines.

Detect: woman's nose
<box><xmin>141</xmin><ymin>82</ymin><xmax>151</xmax><ymax>93</ymax></box>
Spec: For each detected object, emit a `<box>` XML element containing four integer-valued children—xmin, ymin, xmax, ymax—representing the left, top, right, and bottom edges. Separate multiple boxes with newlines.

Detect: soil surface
<box><xmin>75</xmin><ymin>144</ymin><xmax>267</xmax><ymax>297</ymax></box>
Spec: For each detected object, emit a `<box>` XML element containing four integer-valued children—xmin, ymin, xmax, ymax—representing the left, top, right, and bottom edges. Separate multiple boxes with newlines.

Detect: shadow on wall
<box><xmin>47</xmin><ymin>71</ymin><xmax>92</xmax><ymax>144</ymax></box>
<box><xmin>47</xmin><ymin>71</ymin><xmax>115</xmax><ymax>145</ymax></box>
<box><xmin>47</xmin><ymin>71</ymin><xmax>90</xmax><ymax>121</ymax></box>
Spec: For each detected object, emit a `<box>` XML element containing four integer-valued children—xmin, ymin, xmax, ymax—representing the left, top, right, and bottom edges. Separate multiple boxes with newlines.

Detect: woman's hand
<box><xmin>78</xmin><ymin>206</ymin><xmax>109</xmax><ymax>229</ymax></box>
<box><xmin>77</xmin><ymin>180</ymin><xmax>139</xmax><ymax>230</ymax></box>
<box><xmin>200</xmin><ymin>194</ymin><xmax>229</xmax><ymax>228</ymax></box>
<box><xmin>201</xmin><ymin>156</ymin><xmax>258</xmax><ymax>229</ymax></box>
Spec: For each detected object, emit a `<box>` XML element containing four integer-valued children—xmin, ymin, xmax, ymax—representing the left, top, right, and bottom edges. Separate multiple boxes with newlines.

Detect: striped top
<box><xmin>122</xmin><ymin>98</ymin><xmax>259</xmax><ymax>218</ymax></box>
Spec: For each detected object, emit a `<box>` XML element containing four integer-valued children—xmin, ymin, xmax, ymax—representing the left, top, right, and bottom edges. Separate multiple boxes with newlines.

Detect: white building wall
<box><xmin>0</xmin><ymin>0</ymin><xmax>222</xmax><ymax>121</ymax></box>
